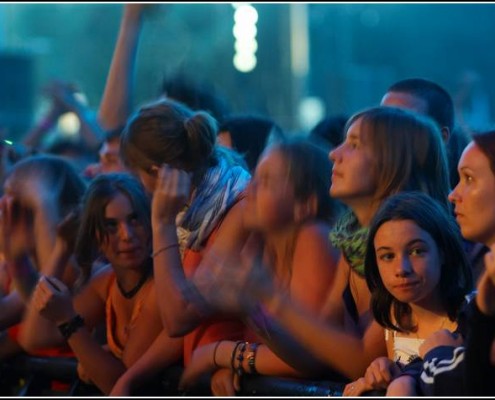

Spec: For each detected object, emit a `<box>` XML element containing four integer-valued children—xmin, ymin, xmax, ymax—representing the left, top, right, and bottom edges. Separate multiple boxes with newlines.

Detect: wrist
<box><xmin>57</xmin><ymin>313</ymin><xmax>84</xmax><ymax>340</ymax></box>
<box><xmin>215</xmin><ymin>341</ymin><xmax>235</xmax><ymax>369</ymax></box>
<box><xmin>152</xmin><ymin>222</ymin><xmax>177</xmax><ymax>237</ymax></box>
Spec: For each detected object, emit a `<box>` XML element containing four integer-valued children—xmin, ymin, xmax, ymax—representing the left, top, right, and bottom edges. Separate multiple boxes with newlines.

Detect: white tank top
<box><xmin>385</xmin><ymin>329</ymin><xmax>424</xmax><ymax>365</ymax></box>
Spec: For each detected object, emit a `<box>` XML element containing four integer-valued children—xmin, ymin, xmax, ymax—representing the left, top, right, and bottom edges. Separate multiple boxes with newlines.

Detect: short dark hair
<box><xmin>219</xmin><ymin>114</ymin><xmax>285</xmax><ymax>172</ymax></box>
<box><xmin>365</xmin><ymin>191</ymin><xmax>473</xmax><ymax>332</ymax></box>
<box><xmin>387</xmin><ymin>78</ymin><xmax>454</xmax><ymax>133</ymax></box>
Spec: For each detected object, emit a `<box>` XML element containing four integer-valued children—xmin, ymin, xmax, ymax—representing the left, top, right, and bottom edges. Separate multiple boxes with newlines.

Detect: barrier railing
<box><xmin>0</xmin><ymin>355</ymin><xmax>349</xmax><ymax>396</ymax></box>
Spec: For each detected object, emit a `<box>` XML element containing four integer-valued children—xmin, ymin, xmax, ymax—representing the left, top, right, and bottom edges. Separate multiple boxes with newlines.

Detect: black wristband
<box><xmin>57</xmin><ymin>314</ymin><xmax>85</xmax><ymax>340</ymax></box>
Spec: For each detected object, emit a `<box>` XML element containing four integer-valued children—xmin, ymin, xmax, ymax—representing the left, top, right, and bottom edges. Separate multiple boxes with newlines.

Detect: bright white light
<box><xmin>231</xmin><ymin>2</ymin><xmax>244</xmax><ymax>10</ymax></box>
<box><xmin>235</xmin><ymin>38</ymin><xmax>258</xmax><ymax>54</ymax></box>
<box><xmin>233</xmin><ymin>53</ymin><xmax>257</xmax><ymax>73</ymax></box>
<box><xmin>73</xmin><ymin>91</ymin><xmax>88</xmax><ymax>106</ymax></box>
<box><xmin>298</xmin><ymin>97</ymin><xmax>326</xmax><ymax>132</ymax></box>
<box><xmin>234</xmin><ymin>5</ymin><xmax>258</xmax><ymax>25</ymax></box>
<box><xmin>58</xmin><ymin>112</ymin><xmax>80</xmax><ymax>136</ymax></box>
<box><xmin>233</xmin><ymin>23</ymin><xmax>257</xmax><ymax>41</ymax></box>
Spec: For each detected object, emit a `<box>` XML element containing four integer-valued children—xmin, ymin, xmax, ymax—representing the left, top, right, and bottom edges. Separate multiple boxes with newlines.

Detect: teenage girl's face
<box><xmin>329</xmin><ymin>118</ymin><xmax>377</xmax><ymax>204</ymax></box>
<box><xmin>449</xmin><ymin>141</ymin><xmax>495</xmax><ymax>246</ymax></box>
<box><xmin>99</xmin><ymin>192</ymin><xmax>149</xmax><ymax>271</ymax></box>
<box><xmin>374</xmin><ymin>219</ymin><xmax>442</xmax><ymax>308</ymax></box>
<box><xmin>244</xmin><ymin>149</ymin><xmax>296</xmax><ymax>232</ymax></box>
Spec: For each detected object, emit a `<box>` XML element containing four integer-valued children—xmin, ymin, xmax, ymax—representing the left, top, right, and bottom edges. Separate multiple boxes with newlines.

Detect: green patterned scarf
<box><xmin>329</xmin><ymin>211</ymin><xmax>369</xmax><ymax>277</ymax></box>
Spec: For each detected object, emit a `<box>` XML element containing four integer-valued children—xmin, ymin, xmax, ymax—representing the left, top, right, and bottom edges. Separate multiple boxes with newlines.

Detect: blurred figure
<box><xmin>217</xmin><ymin>114</ymin><xmax>285</xmax><ymax>172</ymax></box>
<box><xmin>24</xmin><ymin>80</ymin><xmax>104</xmax><ymax>153</ymax></box>
<box><xmin>180</xmin><ymin>139</ymin><xmax>342</xmax><ymax>395</ymax></box>
<box><xmin>0</xmin><ymin>155</ymin><xmax>86</xmax><ymax>361</ymax></box>
<box><xmin>83</xmin><ymin>127</ymin><xmax>128</xmax><ymax>179</ymax></box>
<box><xmin>20</xmin><ymin>173</ymin><xmax>182</xmax><ymax>395</ymax></box>
<box><xmin>308</xmin><ymin>114</ymin><xmax>348</xmax><ymax>152</ymax></box>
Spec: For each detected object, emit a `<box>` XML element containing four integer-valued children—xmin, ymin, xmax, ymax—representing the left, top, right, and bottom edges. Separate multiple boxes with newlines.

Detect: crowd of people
<box><xmin>0</xmin><ymin>3</ymin><xmax>494</xmax><ymax>397</ymax></box>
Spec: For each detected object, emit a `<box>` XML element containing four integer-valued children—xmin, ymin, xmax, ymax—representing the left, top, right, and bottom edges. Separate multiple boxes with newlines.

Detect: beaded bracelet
<box><xmin>246</xmin><ymin>342</ymin><xmax>260</xmax><ymax>374</ymax></box>
<box><xmin>230</xmin><ymin>341</ymin><xmax>243</xmax><ymax>371</ymax></box>
<box><xmin>236</xmin><ymin>342</ymin><xmax>248</xmax><ymax>378</ymax></box>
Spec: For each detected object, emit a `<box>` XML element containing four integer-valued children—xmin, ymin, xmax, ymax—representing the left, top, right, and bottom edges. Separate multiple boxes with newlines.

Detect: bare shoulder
<box><xmin>294</xmin><ymin>221</ymin><xmax>338</xmax><ymax>257</ymax></box>
<box><xmin>208</xmin><ymin>197</ymin><xmax>249</xmax><ymax>250</ymax></box>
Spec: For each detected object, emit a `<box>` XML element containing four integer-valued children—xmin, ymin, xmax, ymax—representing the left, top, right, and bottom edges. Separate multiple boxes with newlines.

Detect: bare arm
<box><xmin>110</xmin><ymin>330</ymin><xmax>183</xmax><ymax>396</ymax></box>
<box><xmin>153</xmin><ymin>198</ymin><xmax>249</xmax><ymax>337</ymax></box>
<box><xmin>262</xmin><ymin>291</ymin><xmax>387</xmax><ymax>380</ymax></box>
<box><xmin>19</xmin><ymin>268</ymin><xmax>109</xmax><ymax>352</ymax></box>
<box><xmin>46</xmin><ymin>81</ymin><xmax>105</xmax><ymax>150</ymax></box>
<box><xmin>0</xmin><ymin>291</ymin><xmax>24</xmax><ymax>329</ymax></box>
<box><xmin>248</xmin><ymin>223</ymin><xmax>341</xmax><ymax>377</ymax></box>
<box><xmin>97</xmin><ymin>4</ymin><xmax>147</xmax><ymax>131</ymax></box>
<box><xmin>20</xmin><ymin>273</ymin><xmax>126</xmax><ymax>395</ymax></box>
<box><xmin>22</xmin><ymin>104</ymin><xmax>64</xmax><ymax>150</ymax></box>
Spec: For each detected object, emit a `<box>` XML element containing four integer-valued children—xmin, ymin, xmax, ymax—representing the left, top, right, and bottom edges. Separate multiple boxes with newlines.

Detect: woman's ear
<box><xmin>294</xmin><ymin>194</ymin><xmax>318</xmax><ymax>223</ymax></box>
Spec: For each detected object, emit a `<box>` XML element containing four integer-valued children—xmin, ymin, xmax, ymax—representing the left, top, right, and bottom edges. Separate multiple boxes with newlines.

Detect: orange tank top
<box><xmin>182</xmin><ymin>231</ymin><xmax>245</xmax><ymax>366</ymax></box>
<box><xmin>105</xmin><ymin>274</ymin><xmax>152</xmax><ymax>360</ymax></box>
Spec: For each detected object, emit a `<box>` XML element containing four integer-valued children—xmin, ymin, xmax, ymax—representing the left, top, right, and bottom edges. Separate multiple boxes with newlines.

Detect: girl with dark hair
<box><xmin>342</xmin><ymin>191</ymin><xmax>472</xmax><ymax>396</ymax></box>
<box><xmin>20</xmin><ymin>174</ymin><xmax>182</xmax><ymax>395</ymax></box>
<box><xmin>0</xmin><ymin>155</ymin><xmax>86</xmax><ymax>360</ymax></box>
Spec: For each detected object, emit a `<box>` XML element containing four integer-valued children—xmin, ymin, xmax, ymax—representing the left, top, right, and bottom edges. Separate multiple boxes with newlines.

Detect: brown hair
<box><xmin>120</xmin><ymin>99</ymin><xmax>218</xmax><ymax>180</ymax></box>
<box><xmin>472</xmin><ymin>130</ymin><xmax>495</xmax><ymax>175</ymax></box>
<box><xmin>345</xmin><ymin>106</ymin><xmax>450</xmax><ymax>211</ymax></box>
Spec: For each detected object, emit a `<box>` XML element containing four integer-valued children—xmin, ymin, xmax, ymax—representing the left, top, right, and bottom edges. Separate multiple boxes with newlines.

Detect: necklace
<box><xmin>117</xmin><ymin>268</ymin><xmax>151</xmax><ymax>299</ymax></box>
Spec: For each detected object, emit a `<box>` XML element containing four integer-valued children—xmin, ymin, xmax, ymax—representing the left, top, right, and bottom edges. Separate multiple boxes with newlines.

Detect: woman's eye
<box><xmin>104</xmin><ymin>221</ymin><xmax>118</xmax><ymax>233</ymax></box>
<box><xmin>410</xmin><ymin>248</ymin><xmax>425</xmax><ymax>256</ymax></box>
<box><xmin>379</xmin><ymin>253</ymin><xmax>394</xmax><ymax>261</ymax></box>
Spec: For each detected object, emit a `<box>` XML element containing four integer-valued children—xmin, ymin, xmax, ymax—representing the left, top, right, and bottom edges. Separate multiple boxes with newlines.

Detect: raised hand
<box><xmin>31</xmin><ymin>275</ymin><xmax>75</xmax><ymax>325</ymax></box>
<box><xmin>190</xmin><ymin>234</ymin><xmax>273</xmax><ymax>316</ymax></box>
<box><xmin>43</xmin><ymin>80</ymin><xmax>83</xmax><ymax>114</ymax></box>
<box><xmin>151</xmin><ymin>164</ymin><xmax>191</xmax><ymax>224</ymax></box>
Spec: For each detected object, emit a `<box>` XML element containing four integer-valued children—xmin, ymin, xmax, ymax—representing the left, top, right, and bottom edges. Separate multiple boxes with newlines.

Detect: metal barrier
<box><xmin>0</xmin><ymin>355</ymin><xmax>348</xmax><ymax>396</ymax></box>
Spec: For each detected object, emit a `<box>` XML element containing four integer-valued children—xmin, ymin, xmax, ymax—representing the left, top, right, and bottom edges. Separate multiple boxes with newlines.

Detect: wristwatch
<box><xmin>57</xmin><ymin>314</ymin><xmax>85</xmax><ymax>340</ymax></box>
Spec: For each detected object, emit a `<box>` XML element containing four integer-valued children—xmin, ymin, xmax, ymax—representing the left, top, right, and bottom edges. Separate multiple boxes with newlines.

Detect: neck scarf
<box><xmin>177</xmin><ymin>155</ymin><xmax>251</xmax><ymax>252</ymax></box>
<box><xmin>329</xmin><ymin>211</ymin><xmax>369</xmax><ymax>277</ymax></box>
